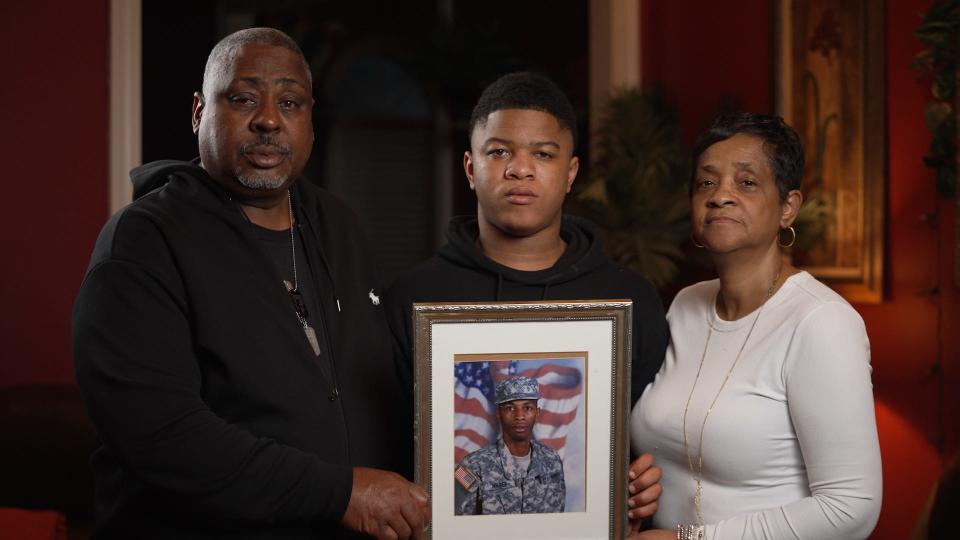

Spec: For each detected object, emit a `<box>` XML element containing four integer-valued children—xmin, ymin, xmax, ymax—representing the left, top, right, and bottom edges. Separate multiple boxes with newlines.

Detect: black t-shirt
<box><xmin>249</xmin><ymin>221</ymin><xmax>337</xmax><ymax>388</ymax></box>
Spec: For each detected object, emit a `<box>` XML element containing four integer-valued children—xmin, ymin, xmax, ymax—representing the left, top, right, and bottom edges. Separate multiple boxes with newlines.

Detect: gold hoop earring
<box><xmin>692</xmin><ymin>235</ymin><xmax>705</xmax><ymax>249</ymax></box>
<box><xmin>778</xmin><ymin>226</ymin><xmax>796</xmax><ymax>248</ymax></box>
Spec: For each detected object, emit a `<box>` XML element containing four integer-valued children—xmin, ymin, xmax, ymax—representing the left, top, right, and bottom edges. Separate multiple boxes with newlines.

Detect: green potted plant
<box><xmin>570</xmin><ymin>87</ymin><xmax>692</xmax><ymax>289</ymax></box>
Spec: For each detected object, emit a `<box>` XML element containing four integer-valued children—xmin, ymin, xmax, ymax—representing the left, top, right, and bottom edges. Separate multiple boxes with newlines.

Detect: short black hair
<box><xmin>202</xmin><ymin>27</ymin><xmax>311</xmax><ymax>96</ymax></box>
<box><xmin>469</xmin><ymin>72</ymin><xmax>578</xmax><ymax>149</ymax></box>
<box><xmin>691</xmin><ymin>112</ymin><xmax>805</xmax><ymax>200</ymax></box>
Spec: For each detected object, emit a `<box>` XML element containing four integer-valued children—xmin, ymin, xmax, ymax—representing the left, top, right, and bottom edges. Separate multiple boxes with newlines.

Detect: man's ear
<box><xmin>780</xmin><ymin>189</ymin><xmax>804</xmax><ymax>228</ymax></box>
<box><xmin>464</xmin><ymin>151</ymin><xmax>476</xmax><ymax>191</ymax></box>
<box><xmin>191</xmin><ymin>92</ymin><xmax>205</xmax><ymax>134</ymax></box>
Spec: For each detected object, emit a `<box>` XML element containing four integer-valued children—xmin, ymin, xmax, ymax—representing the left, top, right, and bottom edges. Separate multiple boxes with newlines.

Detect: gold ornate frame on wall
<box><xmin>775</xmin><ymin>0</ymin><xmax>886</xmax><ymax>303</ymax></box>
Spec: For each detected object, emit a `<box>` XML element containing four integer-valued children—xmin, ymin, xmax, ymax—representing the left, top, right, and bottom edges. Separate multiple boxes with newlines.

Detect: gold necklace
<box><xmin>681</xmin><ymin>268</ymin><xmax>781</xmax><ymax>526</ymax></box>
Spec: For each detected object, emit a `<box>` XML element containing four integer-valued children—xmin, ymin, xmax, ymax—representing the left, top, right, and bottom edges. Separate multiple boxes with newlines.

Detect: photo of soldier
<box><xmin>454</xmin><ymin>375</ymin><xmax>566</xmax><ymax>515</ymax></box>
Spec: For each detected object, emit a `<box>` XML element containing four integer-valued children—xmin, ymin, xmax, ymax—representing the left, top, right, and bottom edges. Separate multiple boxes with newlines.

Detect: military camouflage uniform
<box><xmin>454</xmin><ymin>436</ymin><xmax>565</xmax><ymax>515</ymax></box>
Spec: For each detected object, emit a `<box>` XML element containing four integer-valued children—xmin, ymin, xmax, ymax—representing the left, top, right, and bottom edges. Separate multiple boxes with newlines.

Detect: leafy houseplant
<box><xmin>570</xmin><ymin>87</ymin><xmax>692</xmax><ymax>289</ymax></box>
<box><xmin>913</xmin><ymin>0</ymin><xmax>958</xmax><ymax>197</ymax></box>
<box><xmin>913</xmin><ymin>0</ymin><xmax>959</xmax><ymax>287</ymax></box>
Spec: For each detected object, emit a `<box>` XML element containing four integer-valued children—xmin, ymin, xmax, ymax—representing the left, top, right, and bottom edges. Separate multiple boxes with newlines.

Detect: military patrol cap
<box><xmin>495</xmin><ymin>376</ymin><xmax>540</xmax><ymax>404</ymax></box>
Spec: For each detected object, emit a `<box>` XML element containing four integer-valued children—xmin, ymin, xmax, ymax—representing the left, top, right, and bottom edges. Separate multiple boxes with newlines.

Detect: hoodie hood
<box><xmin>130</xmin><ymin>159</ymin><xmax>207</xmax><ymax>200</ymax></box>
<box><xmin>438</xmin><ymin>215</ymin><xmax>609</xmax><ymax>299</ymax></box>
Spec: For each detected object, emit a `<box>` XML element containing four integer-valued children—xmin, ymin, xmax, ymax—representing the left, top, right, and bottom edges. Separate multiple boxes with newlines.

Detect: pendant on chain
<box><xmin>694</xmin><ymin>482</ymin><xmax>703</xmax><ymax>524</ymax></box>
<box><xmin>284</xmin><ymin>279</ymin><xmax>321</xmax><ymax>357</ymax></box>
<box><xmin>301</xmin><ymin>322</ymin><xmax>321</xmax><ymax>356</ymax></box>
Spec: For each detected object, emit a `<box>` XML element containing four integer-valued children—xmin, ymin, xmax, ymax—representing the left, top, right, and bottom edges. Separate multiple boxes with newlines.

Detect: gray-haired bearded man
<box><xmin>73</xmin><ymin>27</ymin><xmax>427</xmax><ymax>539</ymax></box>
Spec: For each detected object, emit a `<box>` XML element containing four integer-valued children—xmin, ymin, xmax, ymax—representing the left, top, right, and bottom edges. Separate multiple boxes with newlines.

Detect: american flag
<box><xmin>453</xmin><ymin>358</ymin><xmax>584</xmax><ymax>463</ymax></box>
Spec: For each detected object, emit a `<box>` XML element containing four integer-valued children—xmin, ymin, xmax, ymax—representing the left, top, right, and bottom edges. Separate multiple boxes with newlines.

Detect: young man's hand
<box><xmin>627</xmin><ymin>529</ymin><xmax>676</xmax><ymax>540</ymax></box>
<box><xmin>627</xmin><ymin>452</ymin><xmax>662</xmax><ymax>528</ymax></box>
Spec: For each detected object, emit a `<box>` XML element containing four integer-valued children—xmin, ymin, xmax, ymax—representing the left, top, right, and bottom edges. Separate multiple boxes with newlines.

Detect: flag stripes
<box><xmin>453</xmin><ymin>358</ymin><xmax>583</xmax><ymax>462</ymax></box>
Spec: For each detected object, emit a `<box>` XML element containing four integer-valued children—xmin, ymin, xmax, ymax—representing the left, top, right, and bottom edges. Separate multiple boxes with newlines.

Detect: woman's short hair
<box><xmin>691</xmin><ymin>112</ymin><xmax>805</xmax><ymax>200</ymax></box>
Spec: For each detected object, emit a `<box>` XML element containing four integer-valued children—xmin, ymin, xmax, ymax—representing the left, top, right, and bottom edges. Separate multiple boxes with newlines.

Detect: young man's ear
<box><xmin>464</xmin><ymin>151</ymin><xmax>476</xmax><ymax>191</ymax></box>
<box><xmin>191</xmin><ymin>92</ymin><xmax>205</xmax><ymax>134</ymax></box>
<box><xmin>566</xmin><ymin>156</ymin><xmax>579</xmax><ymax>193</ymax></box>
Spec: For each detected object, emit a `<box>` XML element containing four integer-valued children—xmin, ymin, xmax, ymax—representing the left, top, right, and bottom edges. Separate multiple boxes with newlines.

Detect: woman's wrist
<box><xmin>675</xmin><ymin>524</ymin><xmax>705</xmax><ymax>540</ymax></box>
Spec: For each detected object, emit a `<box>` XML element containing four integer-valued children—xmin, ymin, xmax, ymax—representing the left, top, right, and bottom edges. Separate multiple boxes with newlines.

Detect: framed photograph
<box><xmin>775</xmin><ymin>0</ymin><xmax>886</xmax><ymax>303</ymax></box>
<box><xmin>413</xmin><ymin>300</ymin><xmax>632</xmax><ymax>540</ymax></box>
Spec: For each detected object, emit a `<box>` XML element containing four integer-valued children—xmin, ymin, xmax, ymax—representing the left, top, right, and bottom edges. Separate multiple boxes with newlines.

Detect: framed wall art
<box><xmin>775</xmin><ymin>0</ymin><xmax>886</xmax><ymax>302</ymax></box>
<box><xmin>413</xmin><ymin>300</ymin><xmax>632</xmax><ymax>540</ymax></box>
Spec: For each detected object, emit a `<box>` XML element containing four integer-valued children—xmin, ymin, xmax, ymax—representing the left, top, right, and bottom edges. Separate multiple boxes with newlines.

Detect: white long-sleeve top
<box><xmin>632</xmin><ymin>271</ymin><xmax>882</xmax><ymax>539</ymax></box>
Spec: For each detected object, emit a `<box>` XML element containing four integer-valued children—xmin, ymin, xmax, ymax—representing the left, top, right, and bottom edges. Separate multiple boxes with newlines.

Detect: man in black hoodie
<box><xmin>384</xmin><ymin>72</ymin><xmax>668</xmax><ymax>524</ymax></box>
<box><xmin>73</xmin><ymin>28</ymin><xmax>426</xmax><ymax>539</ymax></box>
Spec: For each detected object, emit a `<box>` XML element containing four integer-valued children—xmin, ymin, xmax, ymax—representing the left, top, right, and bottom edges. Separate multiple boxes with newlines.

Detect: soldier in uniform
<box><xmin>454</xmin><ymin>376</ymin><xmax>566</xmax><ymax>515</ymax></box>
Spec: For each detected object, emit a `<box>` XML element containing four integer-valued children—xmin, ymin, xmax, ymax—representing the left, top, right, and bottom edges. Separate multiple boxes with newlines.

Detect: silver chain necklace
<box><xmin>681</xmin><ymin>268</ymin><xmax>781</xmax><ymax>526</ymax></box>
<box><xmin>286</xmin><ymin>191</ymin><xmax>300</xmax><ymax>292</ymax></box>
<box><xmin>283</xmin><ymin>191</ymin><xmax>321</xmax><ymax>357</ymax></box>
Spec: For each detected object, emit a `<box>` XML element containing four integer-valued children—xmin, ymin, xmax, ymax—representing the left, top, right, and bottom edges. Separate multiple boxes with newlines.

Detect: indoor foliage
<box><xmin>913</xmin><ymin>0</ymin><xmax>958</xmax><ymax>197</ymax></box>
<box><xmin>572</xmin><ymin>88</ymin><xmax>690</xmax><ymax>289</ymax></box>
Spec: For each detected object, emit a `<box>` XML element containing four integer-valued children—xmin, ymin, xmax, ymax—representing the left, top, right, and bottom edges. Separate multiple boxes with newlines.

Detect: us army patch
<box><xmin>455</xmin><ymin>465</ymin><xmax>478</xmax><ymax>492</ymax></box>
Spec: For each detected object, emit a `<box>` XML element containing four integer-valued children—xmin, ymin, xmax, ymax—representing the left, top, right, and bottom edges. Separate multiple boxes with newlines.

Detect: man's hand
<box><xmin>627</xmin><ymin>453</ymin><xmax>662</xmax><ymax>527</ymax></box>
<box><xmin>341</xmin><ymin>467</ymin><xmax>430</xmax><ymax>540</ymax></box>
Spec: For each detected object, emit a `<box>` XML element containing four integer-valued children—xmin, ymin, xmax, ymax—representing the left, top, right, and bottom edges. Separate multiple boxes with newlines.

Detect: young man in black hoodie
<box><xmin>73</xmin><ymin>28</ymin><xmax>426</xmax><ymax>539</ymax></box>
<box><xmin>384</xmin><ymin>72</ymin><xmax>668</xmax><ymax>523</ymax></box>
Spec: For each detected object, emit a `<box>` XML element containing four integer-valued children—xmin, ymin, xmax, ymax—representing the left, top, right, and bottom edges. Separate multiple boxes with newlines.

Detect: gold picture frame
<box><xmin>775</xmin><ymin>0</ymin><xmax>886</xmax><ymax>303</ymax></box>
<box><xmin>413</xmin><ymin>300</ymin><xmax>632</xmax><ymax>539</ymax></box>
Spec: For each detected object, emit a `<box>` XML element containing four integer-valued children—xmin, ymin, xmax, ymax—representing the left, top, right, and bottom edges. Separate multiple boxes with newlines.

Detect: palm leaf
<box><xmin>570</xmin><ymin>87</ymin><xmax>692</xmax><ymax>288</ymax></box>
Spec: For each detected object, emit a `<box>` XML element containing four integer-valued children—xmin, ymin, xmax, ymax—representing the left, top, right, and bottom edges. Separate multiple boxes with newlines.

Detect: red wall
<box><xmin>0</xmin><ymin>1</ymin><xmax>109</xmax><ymax>386</ymax></box>
<box><xmin>641</xmin><ymin>0</ymin><xmax>773</xmax><ymax>145</ymax></box>
<box><xmin>865</xmin><ymin>0</ymin><xmax>958</xmax><ymax>537</ymax></box>
<box><xmin>641</xmin><ymin>0</ymin><xmax>959</xmax><ymax>538</ymax></box>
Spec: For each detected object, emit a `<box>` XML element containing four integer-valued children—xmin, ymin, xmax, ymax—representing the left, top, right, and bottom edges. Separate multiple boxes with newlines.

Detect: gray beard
<box><xmin>235</xmin><ymin>172</ymin><xmax>288</xmax><ymax>190</ymax></box>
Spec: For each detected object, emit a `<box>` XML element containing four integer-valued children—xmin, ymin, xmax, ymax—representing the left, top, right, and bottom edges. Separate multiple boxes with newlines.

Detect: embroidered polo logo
<box><xmin>368</xmin><ymin>289</ymin><xmax>380</xmax><ymax>305</ymax></box>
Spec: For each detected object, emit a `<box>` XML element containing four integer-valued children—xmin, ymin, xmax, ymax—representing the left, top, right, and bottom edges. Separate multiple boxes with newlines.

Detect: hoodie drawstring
<box><xmin>541</xmin><ymin>283</ymin><xmax>550</xmax><ymax>300</ymax></box>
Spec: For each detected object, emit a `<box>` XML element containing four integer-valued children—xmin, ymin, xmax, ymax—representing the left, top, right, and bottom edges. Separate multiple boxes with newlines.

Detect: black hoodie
<box><xmin>73</xmin><ymin>160</ymin><xmax>408</xmax><ymax>539</ymax></box>
<box><xmin>384</xmin><ymin>215</ymin><xmax>669</xmax><ymax>409</ymax></box>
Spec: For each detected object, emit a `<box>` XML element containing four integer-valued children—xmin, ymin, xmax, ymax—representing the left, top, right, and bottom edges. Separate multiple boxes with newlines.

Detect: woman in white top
<box><xmin>627</xmin><ymin>112</ymin><xmax>882</xmax><ymax>539</ymax></box>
